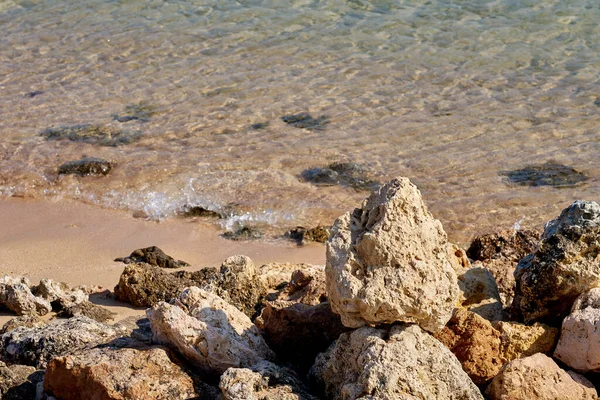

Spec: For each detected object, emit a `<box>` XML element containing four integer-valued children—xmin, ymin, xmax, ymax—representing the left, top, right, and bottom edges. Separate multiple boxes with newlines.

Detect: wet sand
<box><xmin>0</xmin><ymin>197</ymin><xmax>326</xmax><ymax>325</ymax></box>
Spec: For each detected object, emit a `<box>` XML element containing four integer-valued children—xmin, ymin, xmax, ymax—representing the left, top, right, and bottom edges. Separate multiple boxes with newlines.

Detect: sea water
<box><xmin>1</xmin><ymin>0</ymin><xmax>600</xmax><ymax>244</ymax></box>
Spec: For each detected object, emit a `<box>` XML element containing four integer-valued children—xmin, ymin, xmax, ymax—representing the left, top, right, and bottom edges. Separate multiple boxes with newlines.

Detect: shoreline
<box><xmin>0</xmin><ymin>196</ymin><xmax>325</xmax><ymax>325</ymax></box>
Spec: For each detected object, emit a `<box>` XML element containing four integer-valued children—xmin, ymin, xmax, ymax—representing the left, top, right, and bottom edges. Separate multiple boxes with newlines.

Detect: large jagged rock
<box><xmin>309</xmin><ymin>324</ymin><xmax>483</xmax><ymax>400</ymax></box>
<box><xmin>326</xmin><ymin>177</ymin><xmax>460</xmax><ymax>332</ymax></box>
<box><xmin>492</xmin><ymin>320</ymin><xmax>558</xmax><ymax>364</ymax></box>
<box><xmin>114</xmin><ymin>263</ymin><xmax>192</xmax><ymax>307</ymax></box>
<box><xmin>114</xmin><ymin>246</ymin><xmax>190</xmax><ymax>269</ymax></box>
<box><xmin>554</xmin><ymin>288</ymin><xmax>600</xmax><ymax>372</ymax></box>
<box><xmin>514</xmin><ymin>201</ymin><xmax>600</xmax><ymax>324</ymax></box>
<box><xmin>0</xmin><ymin>276</ymin><xmax>52</xmax><ymax>317</ymax></box>
<box><xmin>43</xmin><ymin>346</ymin><xmax>197</xmax><ymax>400</ymax></box>
<box><xmin>434</xmin><ymin>308</ymin><xmax>503</xmax><ymax>385</ymax></box>
<box><xmin>32</xmin><ymin>278</ymin><xmax>88</xmax><ymax>310</ymax></box>
<box><xmin>0</xmin><ymin>316</ymin><xmax>119</xmax><ymax>368</ymax></box>
<box><xmin>220</xmin><ymin>360</ymin><xmax>318</xmax><ymax>400</ymax></box>
<box><xmin>147</xmin><ymin>287</ymin><xmax>274</xmax><ymax>376</ymax></box>
<box><xmin>467</xmin><ymin>229</ymin><xmax>540</xmax><ymax>308</ymax></box>
<box><xmin>0</xmin><ymin>361</ymin><xmax>43</xmax><ymax>400</ymax></box>
<box><xmin>486</xmin><ymin>353</ymin><xmax>597</xmax><ymax>400</ymax></box>
<box><xmin>456</xmin><ymin>266</ymin><xmax>504</xmax><ymax>321</ymax></box>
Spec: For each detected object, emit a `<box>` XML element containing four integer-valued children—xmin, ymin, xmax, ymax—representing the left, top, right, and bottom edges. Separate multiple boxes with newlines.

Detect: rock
<box><xmin>286</xmin><ymin>226</ymin><xmax>331</xmax><ymax>245</ymax></box>
<box><xmin>113</xmin><ymin>101</ymin><xmax>157</xmax><ymax>123</ymax></box>
<box><xmin>178</xmin><ymin>205</ymin><xmax>223</xmax><ymax>218</ymax></box>
<box><xmin>114</xmin><ymin>246</ymin><xmax>190</xmax><ymax>269</ymax></box>
<box><xmin>500</xmin><ymin>161</ymin><xmax>588</xmax><ymax>187</ymax></box>
<box><xmin>56</xmin><ymin>301</ymin><xmax>116</xmax><ymax>323</ymax></box>
<box><xmin>446</xmin><ymin>243</ymin><xmax>471</xmax><ymax>272</ymax></box>
<box><xmin>0</xmin><ymin>316</ymin><xmax>119</xmax><ymax>368</ymax></box>
<box><xmin>40</xmin><ymin>124</ymin><xmax>141</xmax><ymax>147</ymax></box>
<box><xmin>0</xmin><ymin>361</ymin><xmax>43</xmax><ymax>400</ymax></box>
<box><xmin>0</xmin><ymin>276</ymin><xmax>52</xmax><ymax>316</ymax></box>
<box><xmin>434</xmin><ymin>308</ymin><xmax>503</xmax><ymax>385</ymax></box>
<box><xmin>457</xmin><ymin>266</ymin><xmax>504</xmax><ymax>321</ymax></box>
<box><xmin>300</xmin><ymin>162</ymin><xmax>380</xmax><ymax>192</ymax></box>
<box><xmin>492</xmin><ymin>321</ymin><xmax>559</xmax><ymax>364</ymax></box>
<box><xmin>309</xmin><ymin>324</ymin><xmax>483</xmax><ymax>400</ymax></box>
<box><xmin>0</xmin><ymin>315</ymin><xmax>46</xmax><ymax>334</ymax></box>
<box><xmin>486</xmin><ymin>353</ymin><xmax>597</xmax><ymax>400</ymax></box>
<box><xmin>32</xmin><ymin>278</ymin><xmax>89</xmax><ymax>311</ymax></box>
<box><xmin>221</xmin><ymin>226</ymin><xmax>264</xmax><ymax>241</ymax></box>
<box><xmin>113</xmin><ymin>316</ymin><xmax>153</xmax><ymax>344</ymax></box>
<box><xmin>147</xmin><ymin>287</ymin><xmax>274</xmax><ymax>376</ymax></box>
<box><xmin>514</xmin><ymin>201</ymin><xmax>600</xmax><ymax>324</ymax></box>
<box><xmin>258</xmin><ymin>263</ymin><xmax>324</xmax><ymax>291</ymax></box>
<box><xmin>326</xmin><ymin>177</ymin><xmax>460</xmax><ymax>332</ymax></box>
<box><xmin>249</xmin><ymin>122</ymin><xmax>269</xmax><ymax>130</ymax></box>
<box><xmin>554</xmin><ymin>288</ymin><xmax>600</xmax><ymax>372</ymax></box>
<box><xmin>220</xmin><ymin>360</ymin><xmax>318</xmax><ymax>400</ymax></box>
<box><xmin>43</xmin><ymin>346</ymin><xmax>197</xmax><ymax>400</ymax></box>
<box><xmin>114</xmin><ymin>263</ymin><xmax>192</xmax><ymax>307</ymax></box>
<box><xmin>281</xmin><ymin>112</ymin><xmax>329</xmax><ymax>130</ymax></box>
<box><xmin>58</xmin><ymin>157</ymin><xmax>112</xmax><ymax>176</ymax></box>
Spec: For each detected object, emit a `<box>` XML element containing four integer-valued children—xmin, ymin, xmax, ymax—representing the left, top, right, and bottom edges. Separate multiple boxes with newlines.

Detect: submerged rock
<box><xmin>114</xmin><ymin>246</ymin><xmax>190</xmax><ymax>269</ymax></box>
<box><xmin>178</xmin><ymin>205</ymin><xmax>223</xmax><ymax>219</ymax></box>
<box><xmin>221</xmin><ymin>226</ymin><xmax>264</xmax><ymax>241</ymax></box>
<box><xmin>249</xmin><ymin>122</ymin><xmax>269</xmax><ymax>130</ymax></box>
<box><xmin>326</xmin><ymin>177</ymin><xmax>460</xmax><ymax>332</ymax></box>
<box><xmin>300</xmin><ymin>162</ymin><xmax>381</xmax><ymax>192</ymax></box>
<box><xmin>500</xmin><ymin>161</ymin><xmax>588</xmax><ymax>187</ymax></box>
<box><xmin>44</xmin><ymin>346</ymin><xmax>197</xmax><ymax>400</ymax></box>
<box><xmin>285</xmin><ymin>226</ymin><xmax>331</xmax><ymax>245</ymax></box>
<box><xmin>281</xmin><ymin>112</ymin><xmax>329</xmax><ymax>131</ymax></box>
<box><xmin>113</xmin><ymin>101</ymin><xmax>156</xmax><ymax>123</ymax></box>
<box><xmin>40</xmin><ymin>124</ymin><xmax>141</xmax><ymax>147</ymax></box>
<box><xmin>309</xmin><ymin>324</ymin><xmax>484</xmax><ymax>400</ymax></box>
<box><xmin>58</xmin><ymin>157</ymin><xmax>112</xmax><ymax>176</ymax></box>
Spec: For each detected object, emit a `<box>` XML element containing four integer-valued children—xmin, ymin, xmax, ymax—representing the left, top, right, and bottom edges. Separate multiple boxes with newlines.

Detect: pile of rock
<box><xmin>2</xmin><ymin>177</ymin><xmax>600</xmax><ymax>399</ymax></box>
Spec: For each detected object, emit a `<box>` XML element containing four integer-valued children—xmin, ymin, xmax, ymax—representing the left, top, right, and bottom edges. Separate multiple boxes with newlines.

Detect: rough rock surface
<box><xmin>114</xmin><ymin>263</ymin><xmax>192</xmax><ymax>307</ymax></box>
<box><xmin>309</xmin><ymin>324</ymin><xmax>483</xmax><ymax>400</ymax></box>
<box><xmin>44</xmin><ymin>346</ymin><xmax>197</xmax><ymax>400</ymax></box>
<box><xmin>56</xmin><ymin>300</ymin><xmax>116</xmax><ymax>323</ymax></box>
<box><xmin>32</xmin><ymin>278</ymin><xmax>89</xmax><ymax>311</ymax></box>
<box><xmin>554</xmin><ymin>288</ymin><xmax>600</xmax><ymax>372</ymax></box>
<box><xmin>514</xmin><ymin>201</ymin><xmax>600</xmax><ymax>324</ymax></box>
<box><xmin>0</xmin><ymin>276</ymin><xmax>52</xmax><ymax>316</ymax></box>
<box><xmin>147</xmin><ymin>287</ymin><xmax>274</xmax><ymax>375</ymax></box>
<box><xmin>0</xmin><ymin>315</ymin><xmax>46</xmax><ymax>334</ymax></box>
<box><xmin>467</xmin><ymin>229</ymin><xmax>539</xmax><ymax>307</ymax></box>
<box><xmin>58</xmin><ymin>157</ymin><xmax>112</xmax><ymax>176</ymax></box>
<box><xmin>434</xmin><ymin>308</ymin><xmax>503</xmax><ymax>385</ymax></box>
<box><xmin>492</xmin><ymin>321</ymin><xmax>558</xmax><ymax>364</ymax></box>
<box><xmin>220</xmin><ymin>360</ymin><xmax>318</xmax><ymax>400</ymax></box>
<box><xmin>0</xmin><ymin>316</ymin><xmax>118</xmax><ymax>368</ymax></box>
<box><xmin>114</xmin><ymin>246</ymin><xmax>190</xmax><ymax>269</ymax></box>
<box><xmin>0</xmin><ymin>361</ymin><xmax>43</xmax><ymax>400</ymax></box>
<box><xmin>258</xmin><ymin>263</ymin><xmax>324</xmax><ymax>291</ymax></box>
<box><xmin>457</xmin><ymin>266</ymin><xmax>504</xmax><ymax>321</ymax></box>
<box><xmin>486</xmin><ymin>353</ymin><xmax>597</xmax><ymax>400</ymax></box>
<box><xmin>326</xmin><ymin>177</ymin><xmax>460</xmax><ymax>332</ymax></box>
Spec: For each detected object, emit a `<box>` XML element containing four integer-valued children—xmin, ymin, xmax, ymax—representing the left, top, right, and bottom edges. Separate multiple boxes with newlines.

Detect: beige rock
<box><xmin>309</xmin><ymin>324</ymin><xmax>483</xmax><ymax>400</ymax></box>
<box><xmin>33</xmin><ymin>278</ymin><xmax>89</xmax><ymax>310</ymax></box>
<box><xmin>457</xmin><ymin>266</ymin><xmax>504</xmax><ymax>321</ymax></box>
<box><xmin>0</xmin><ymin>315</ymin><xmax>46</xmax><ymax>334</ymax></box>
<box><xmin>447</xmin><ymin>243</ymin><xmax>471</xmax><ymax>272</ymax></box>
<box><xmin>492</xmin><ymin>321</ymin><xmax>558</xmax><ymax>364</ymax></box>
<box><xmin>434</xmin><ymin>309</ymin><xmax>503</xmax><ymax>385</ymax></box>
<box><xmin>326</xmin><ymin>177</ymin><xmax>460</xmax><ymax>332</ymax></box>
<box><xmin>259</xmin><ymin>263</ymin><xmax>325</xmax><ymax>291</ymax></box>
<box><xmin>486</xmin><ymin>353</ymin><xmax>597</xmax><ymax>400</ymax></box>
<box><xmin>0</xmin><ymin>276</ymin><xmax>52</xmax><ymax>317</ymax></box>
<box><xmin>514</xmin><ymin>201</ymin><xmax>600</xmax><ymax>324</ymax></box>
<box><xmin>44</xmin><ymin>346</ymin><xmax>197</xmax><ymax>399</ymax></box>
<box><xmin>554</xmin><ymin>288</ymin><xmax>600</xmax><ymax>372</ymax></box>
<box><xmin>147</xmin><ymin>287</ymin><xmax>274</xmax><ymax>375</ymax></box>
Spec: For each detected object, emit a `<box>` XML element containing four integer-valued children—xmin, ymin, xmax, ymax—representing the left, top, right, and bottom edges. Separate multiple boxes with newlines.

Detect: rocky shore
<box><xmin>1</xmin><ymin>177</ymin><xmax>600</xmax><ymax>399</ymax></box>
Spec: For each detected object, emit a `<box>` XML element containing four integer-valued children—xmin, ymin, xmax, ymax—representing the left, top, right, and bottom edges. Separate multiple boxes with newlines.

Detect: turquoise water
<box><xmin>1</xmin><ymin>0</ymin><xmax>600</xmax><ymax>244</ymax></box>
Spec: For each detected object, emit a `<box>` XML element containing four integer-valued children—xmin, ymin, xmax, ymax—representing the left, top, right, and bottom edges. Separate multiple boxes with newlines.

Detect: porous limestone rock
<box><xmin>0</xmin><ymin>315</ymin><xmax>46</xmax><ymax>334</ymax></box>
<box><xmin>434</xmin><ymin>308</ymin><xmax>503</xmax><ymax>385</ymax></box>
<box><xmin>57</xmin><ymin>300</ymin><xmax>116</xmax><ymax>323</ymax></box>
<box><xmin>114</xmin><ymin>246</ymin><xmax>190</xmax><ymax>269</ymax></box>
<box><xmin>492</xmin><ymin>321</ymin><xmax>558</xmax><ymax>364</ymax></box>
<box><xmin>486</xmin><ymin>353</ymin><xmax>597</xmax><ymax>400</ymax></box>
<box><xmin>32</xmin><ymin>278</ymin><xmax>88</xmax><ymax>311</ymax></box>
<box><xmin>326</xmin><ymin>177</ymin><xmax>460</xmax><ymax>332</ymax></box>
<box><xmin>114</xmin><ymin>263</ymin><xmax>192</xmax><ymax>307</ymax></box>
<box><xmin>0</xmin><ymin>276</ymin><xmax>52</xmax><ymax>316</ymax></box>
<box><xmin>514</xmin><ymin>201</ymin><xmax>600</xmax><ymax>324</ymax></box>
<box><xmin>219</xmin><ymin>360</ymin><xmax>318</xmax><ymax>400</ymax></box>
<box><xmin>0</xmin><ymin>316</ymin><xmax>118</xmax><ymax>368</ymax></box>
<box><xmin>0</xmin><ymin>361</ymin><xmax>43</xmax><ymax>400</ymax></box>
<box><xmin>258</xmin><ymin>263</ymin><xmax>325</xmax><ymax>291</ymax></box>
<box><xmin>43</xmin><ymin>346</ymin><xmax>197</xmax><ymax>400</ymax></box>
<box><xmin>457</xmin><ymin>266</ymin><xmax>504</xmax><ymax>321</ymax></box>
<box><xmin>309</xmin><ymin>324</ymin><xmax>484</xmax><ymax>400</ymax></box>
<box><xmin>147</xmin><ymin>287</ymin><xmax>274</xmax><ymax>375</ymax></box>
<box><xmin>554</xmin><ymin>287</ymin><xmax>600</xmax><ymax>372</ymax></box>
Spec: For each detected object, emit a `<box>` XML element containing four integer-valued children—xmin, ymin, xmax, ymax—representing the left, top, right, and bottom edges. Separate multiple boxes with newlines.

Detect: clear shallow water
<box><xmin>1</xmin><ymin>0</ymin><xmax>600</xmax><ymax>245</ymax></box>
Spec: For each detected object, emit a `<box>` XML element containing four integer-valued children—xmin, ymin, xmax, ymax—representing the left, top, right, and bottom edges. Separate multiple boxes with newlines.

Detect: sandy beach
<box><xmin>0</xmin><ymin>197</ymin><xmax>325</xmax><ymax>325</ymax></box>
